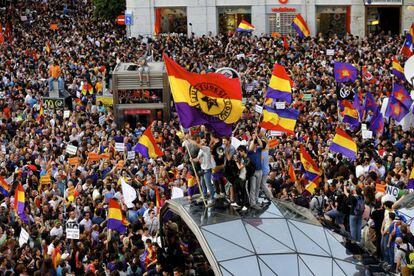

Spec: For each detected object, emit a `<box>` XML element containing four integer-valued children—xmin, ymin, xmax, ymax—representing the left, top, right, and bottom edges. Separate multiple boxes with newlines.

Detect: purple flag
<box><xmin>334</xmin><ymin>62</ymin><xmax>358</xmax><ymax>83</ymax></box>
<box><xmin>364</xmin><ymin>92</ymin><xmax>378</xmax><ymax>113</ymax></box>
<box><xmin>369</xmin><ymin>108</ymin><xmax>384</xmax><ymax>136</ymax></box>
<box><xmin>393</xmin><ymin>83</ymin><xmax>413</xmax><ymax>110</ymax></box>
<box><xmin>385</xmin><ymin>96</ymin><xmax>409</xmax><ymax>122</ymax></box>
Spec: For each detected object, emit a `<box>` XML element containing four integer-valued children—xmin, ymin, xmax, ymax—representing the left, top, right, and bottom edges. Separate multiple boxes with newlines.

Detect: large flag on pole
<box><xmin>236</xmin><ymin>20</ymin><xmax>255</xmax><ymax>32</ymax></box>
<box><xmin>107</xmin><ymin>199</ymin><xmax>128</xmax><ymax>234</ymax></box>
<box><xmin>265</xmin><ymin>63</ymin><xmax>293</xmax><ymax>104</ymax></box>
<box><xmin>292</xmin><ymin>14</ymin><xmax>310</xmax><ymax>38</ymax></box>
<box><xmin>14</xmin><ymin>184</ymin><xmax>28</xmax><ymax>224</ymax></box>
<box><xmin>164</xmin><ymin>54</ymin><xmax>243</xmax><ymax>137</ymax></box>
<box><xmin>329</xmin><ymin>128</ymin><xmax>358</xmax><ymax>160</ymax></box>
<box><xmin>401</xmin><ymin>24</ymin><xmax>414</xmax><ymax>58</ymax></box>
<box><xmin>134</xmin><ymin>126</ymin><xmax>163</xmax><ymax>159</ymax></box>
<box><xmin>299</xmin><ymin>145</ymin><xmax>322</xmax><ymax>182</ymax></box>
<box><xmin>334</xmin><ymin>62</ymin><xmax>358</xmax><ymax>83</ymax></box>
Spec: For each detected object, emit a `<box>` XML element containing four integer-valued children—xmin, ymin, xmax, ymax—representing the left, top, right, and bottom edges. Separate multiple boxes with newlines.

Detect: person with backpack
<box><xmin>310</xmin><ymin>188</ymin><xmax>325</xmax><ymax>217</ymax></box>
<box><xmin>395</xmin><ymin>237</ymin><xmax>414</xmax><ymax>276</ymax></box>
<box><xmin>345</xmin><ymin>186</ymin><xmax>365</xmax><ymax>242</ymax></box>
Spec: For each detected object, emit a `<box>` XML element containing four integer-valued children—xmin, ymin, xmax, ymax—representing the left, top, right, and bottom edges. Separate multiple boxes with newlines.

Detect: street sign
<box><xmin>66</xmin><ymin>222</ymin><xmax>80</xmax><ymax>239</ymax></box>
<box><xmin>125</xmin><ymin>12</ymin><xmax>133</xmax><ymax>26</ymax></box>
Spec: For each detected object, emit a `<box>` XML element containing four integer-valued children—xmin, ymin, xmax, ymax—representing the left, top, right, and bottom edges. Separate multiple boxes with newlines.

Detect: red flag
<box><xmin>288</xmin><ymin>163</ymin><xmax>296</xmax><ymax>182</ymax></box>
<box><xmin>0</xmin><ymin>23</ymin><xmax>4</xmax><ymax>45</ymax></box>
<box><xmin>283</xmin><ymin>36</ymin><xmax>289</xmax><ymax>50</ymax></box>
<box><xmin>155</xmin><ymin>186</ymin><xmax>162</xmax><ymax>213</ymax></box>
<box><xmin>4</xmin><ymin>21</ymin><xmax>12</xmax><ymax>43</ymax></box>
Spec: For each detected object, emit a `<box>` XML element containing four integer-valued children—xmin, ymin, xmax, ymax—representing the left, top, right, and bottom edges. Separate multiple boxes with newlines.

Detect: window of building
<box><xmin>268</xmin><ymin>13</ymin><xmax>296</xmax><ymax>35</ymax></box>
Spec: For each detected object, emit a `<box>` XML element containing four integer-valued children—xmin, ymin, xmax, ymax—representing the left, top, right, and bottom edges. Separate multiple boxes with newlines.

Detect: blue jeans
<box><xmin>201</xmin><ymin>169</ymin><xmax>215</xmax><ymax>200</ymax></box>
<box><xmin>249</xmin><ymin>170</ymin><xmax>263</xmax><ymax>206</ymax></box>
<box><xmin>349</xmin><ymin>215</ymin><xmax>362</xmax><ymax>242</ymax></box>
<box><xmin>49</xmin><ymin>77</ymin><xmax>64</xmax><ymax>91</ymax></box>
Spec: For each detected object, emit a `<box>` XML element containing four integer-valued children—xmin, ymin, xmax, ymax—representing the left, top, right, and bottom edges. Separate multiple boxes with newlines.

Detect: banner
<box><xmin>40</xmin><ymin>174</ymin><xmax>51</xmax><ymax>185</ymax></box>
<box><xmin>42</xmin><ymin>97</ymin><xmax>65</xmax><ymax>110</ymax></box>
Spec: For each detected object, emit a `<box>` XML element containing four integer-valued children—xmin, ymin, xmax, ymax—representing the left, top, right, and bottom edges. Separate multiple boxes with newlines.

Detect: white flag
<box><xmin>121</xmin><ymin>178</ymin><xmax>136</xmax><ymax>209</ymax></box>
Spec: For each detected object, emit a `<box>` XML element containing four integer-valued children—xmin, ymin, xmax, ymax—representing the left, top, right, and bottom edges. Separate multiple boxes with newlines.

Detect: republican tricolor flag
<box><xmin>14</xmin><ymin>184</ymin><xmax>28</xmax><ymax>224</ymax></box>
<box><xmin>266</xmin><ymin>63</ymin><xmax>293</xmax><ymax>104</ymax></box>
<box><xmin>0</xmin><ymin>176</ymin><xmax>10</xmax><ymax>196</ymax></box>
<box><xmin>299</xmin><ymin>145</ymin><xmax>321</xmax><ymax>182</ymax></box>
<box><xmin>392</xmin><ymin>57</ymin><xmax>406</xmax><ymax>81</ymax></box>
<box><xmin>329</xmin><ymin>128</ymin><xmax>357</xmax><ymax>160</ymax></box>
<box><xmin>164</xmin><ymin>54</ymin><xmax>243</xmax><ymax>137</ymax></box>
<box><xmin>292</xmin><ymin>14</ymin><xmax>310</xmax><ymax>38</ymax></box>
<box><xmin>107</xmin><ymin>199</ymin><xmax>128</xmax><ymax>234</ymax></box>
<box><xmin>134</xmin><ymin>126</ymin><xmax>164</xmax><ymax>159</ymax></box>
<box><xmin>236</xmin><ymin>20</ymin><xmax>255</xmax><ymax>33</ymax></box>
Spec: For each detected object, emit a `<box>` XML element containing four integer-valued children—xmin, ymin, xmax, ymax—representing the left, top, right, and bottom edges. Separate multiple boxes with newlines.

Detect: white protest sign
<box><xmin>66</xmin><ymin>222</ymin><xmax>80</xmax><ymax>240</ymax></box>
<box><xmin>1</xmin><ymin>145</ymin><xmax>6</xmax><ymax>153</ymax></box>
<box><xmin>66</xmin><ymin>145</ymin><xmax>78</xmax><ymax>155</ymax></box>
<box><xmin>127</xmin><ymin>151</ymin><xmax>135</xmax><ymax>160</ymax></box>
<box><xmin>326</xmin><ymin>49</ymin><xmax>335</xmax><ymax>56</ymax></box>
<box><xmin>99</xmin><ymin>115</ymin><xmax>106</xmax><ymax>126</ymax></box>
<box><xmin>270</xmin><ymin>130</ymin><xmax>283</xmax><ymax>137</ymax></box>
<box><xmin>255</xmin><ymin>105</ymin><xmax>263</xmax><ymax>114</ymax></box>
<box><xmin>19</xmin><ymin>228</ymin><xmax>29</xmax><ymax>247</ymax></box>
<box><xmin>63</xmin><ymin>110</ymin><xmax>70</xmax><ymax>119</ymax></box>
<box><xmin>275</xmin><ymin>102</ymin><xmax>286</xmax><ymax>109</ymax></box>
<box><xmin>231</xmin><ymin>137</ymin><xmax>242</xmax><ymax>150</ymax></box>
<box><xmin>385</xmin><ymin>185</ymin><xmax>399</xmax><ymax>198</ymax></box>
<box><xmin>115</xmin><ymin>143</ymin><xmax>125</xmax><ymax>152</ymax></box>
<box><xmin>361</xmin><ymin>130</ymin><xmax>373</xmax><ymax>139</ymax></box>
<box><xmin>172</xmin><ymin>187</ymin><xmax>184</xmax><ymax>199</ymax></box>
<box><xmin>361</xmin><ymin>124</ymin><xmax>367</xmax><ymax>130</ymax></box>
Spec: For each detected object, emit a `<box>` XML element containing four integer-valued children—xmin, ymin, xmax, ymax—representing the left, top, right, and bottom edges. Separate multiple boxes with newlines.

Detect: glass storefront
<box><xmin>157</xmin><ymin>7</ymin><xmax>187</xmax><ymax>34</ymax></box>
<box><xmin>267</xmin><ymin>7</ymin><xmax>299</xmax><ymax>36</ymax></box>
<box><xmin>316</xmin><ymin>6</ymin><xmax>349</xmax><ymax>37</ymax></box>
<box><xmin>218</xmin><ymin>6</ymin><xmax>251</xmax><ymax>35</ymax></box>
<box><xmin>366</xmin><ymin>7</ymin><xmax>400</xmax><ymax>35</ymax></box>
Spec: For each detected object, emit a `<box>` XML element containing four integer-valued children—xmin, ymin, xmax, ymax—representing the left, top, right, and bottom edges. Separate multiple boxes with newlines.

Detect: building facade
<box><xmin>126</xmin><ymin>0</ymin><xmax>414</xmax><ymax>38</ymax></box>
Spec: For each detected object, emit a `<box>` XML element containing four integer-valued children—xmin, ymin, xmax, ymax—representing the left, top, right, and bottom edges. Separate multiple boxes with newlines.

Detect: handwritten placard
<box><xmin>127</xmin><ymin>151</ymin><xmax>135</xmax><ymax>160</ymax></box>
<box><xmin>115</xmin><ymin>143</ymin><xmax>124</xmax><ymax>152</ymax></box>
<box><xmin>255</xmin><ymin>105</ymin><xmax>263</xmax><ymax>114</ymax></box>
<box><xmin>66</xmin><ymin>145</ymin><xmax>77</xmax><ymax>155</ymax></box>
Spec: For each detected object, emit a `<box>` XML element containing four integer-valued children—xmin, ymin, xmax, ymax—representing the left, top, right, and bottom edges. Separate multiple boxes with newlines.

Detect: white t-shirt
<box><xmin>197</xmin><ymin>146</ymin><xmax>215</xmax><ymax>170</ymax></box>
<box><xmin>396</xmin><ymin>243</ymin><xmax>414</xmax><ymax>267</ymax></box>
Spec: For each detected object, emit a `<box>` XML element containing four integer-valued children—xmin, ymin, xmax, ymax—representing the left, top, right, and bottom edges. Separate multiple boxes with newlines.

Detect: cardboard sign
<box><xmin>385</xmin><ymin>185</ymin><xmax>399</xmax><ymax>198</ymax></box>
<box><xmin>115</xmin><ymin>143</ymin><xmax>124</xmax><ymax>152</ymax></box>
<box><xmin>172</xmin><ymin>187</ymin><xmax>184</xmax><ymax>199</ymax></box>
<box><xmin>88</xmin><ymin>152</ymin><xmax>101</xmax><ymax>162</ymax></box>
<box><xmin>268</xmin><ymin>139</ymin><xmax>279</xmax><ymax>149</ymax></box>
<box><xmin>100</xmin><ymin>153</ymin><xmax>110</xmax><ymax>159</ymax></box>
<box><xmin>275</xmin><ymin>102</ymin><xmax>286</xmax><ymax>109</ymax></box>
<box><xmin>99</xmin><ymin>115</ymin><xmax>106</xmax><ymax>126</ymax></box>
<box><xmin>66</xmin><ymin>222</ymin><xmax>80</xmax><ymax>240</ymax></box>
<box><xmin>270</xmin><ymin>130</ymin><xmax>283</xmax><ymax>137</ymax></box>
<box><xmin>68</xmin><ymin>157</ymin><xmax>79</xmax><ymax>166</ymax></box>
<box><xmin>117</xmin><ymin>160</ymin><xmax>125</xmax><ymax>169</ymax></box>
<box><xmin>40</xmin><ymin>174</ymin><xmax>51</xmax><ymax>185</ymax></box>
<box><xmin>326</xmin><ymin>49</ymin><xmax>335</xmax><ymax>56</ymax></box>
<box><xmin>302</xmin><ymin>94</ymin><xmax>313</xmax><ymax>101</ymax></box>
<box><xmin>19</xmin><ymin>228</ymin><xmax>30</xmax><ymax>247</ymax></box>
<box><xmin>361</xmin><ymin>123</ymin><xmax>367</xmax><ymax>130</ymax></box>
<box><xmin>127</xmin><ymin>151</ymin><xmax>136</xmax><ymax>160</ymax></box>
<box><xmin>63</xmin><ymin>110</ymin><xmax>70</xmax><ymax>119</ymax></box>
<box><xmin>66</xmin><ymin>145</ymin><xmax>77</xmax><ymax>155</ymax></box>
<box><xmin>362</xmin><ymin>130</ymin><xmax>373</xmax><ymax>139</ymax></box>
<box><xmin>255</xmin><ymin>105</ymin><xmax>263</xmax><ymax>114</ymax></box>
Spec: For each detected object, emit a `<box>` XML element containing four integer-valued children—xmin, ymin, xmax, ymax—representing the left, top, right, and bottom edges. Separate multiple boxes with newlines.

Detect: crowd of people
<box><xmin>1</xmin><ymin>0</ymin><xmax>414</xmax><ymax>275</ymax></box>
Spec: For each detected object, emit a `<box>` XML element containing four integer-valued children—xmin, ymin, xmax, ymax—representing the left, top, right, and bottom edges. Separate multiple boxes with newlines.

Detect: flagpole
<box><xmin>180</xmin><ymin>127</ymin><xmax>207</xmax><ymax>207</ymax></box>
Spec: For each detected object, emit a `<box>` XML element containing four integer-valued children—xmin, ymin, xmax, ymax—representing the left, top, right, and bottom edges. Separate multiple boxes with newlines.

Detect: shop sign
<box><xmin>271</xmin><ymin>7</ymin><xmax>296</xmax><ymax>13</ymax></box>
<box><xmin>124</xmin><ymin>109</ymin><xmax>151</xmax><ymax>115</ymax></box>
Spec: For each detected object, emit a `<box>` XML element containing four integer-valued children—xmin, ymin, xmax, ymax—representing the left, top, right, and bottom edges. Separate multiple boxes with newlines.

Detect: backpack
<box><xmin>315</xmin><ymin>196</ymin><xmax>325</xmax><ymax>216</ymax></box>
<box><xmin>353</xmin><ymin>196</ymin><xmax>365</xmax><ymax>216</ymax></box>
<box><xmin>397</xmin><ymin>243</ymin><xmax>414</xmax><ymax>270</ymax></box>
